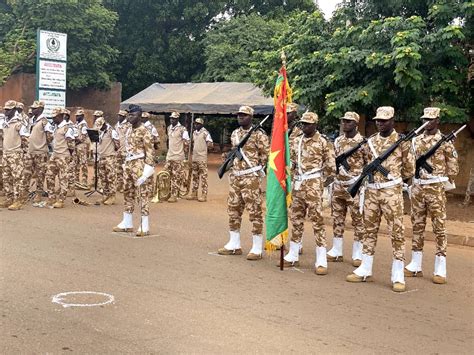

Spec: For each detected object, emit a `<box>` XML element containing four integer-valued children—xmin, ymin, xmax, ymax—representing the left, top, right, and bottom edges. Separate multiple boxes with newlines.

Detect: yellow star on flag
<box><xmin>268</xmin><ymin>150</ymin><xmax>280</xmax><ymax>172</ymax></box>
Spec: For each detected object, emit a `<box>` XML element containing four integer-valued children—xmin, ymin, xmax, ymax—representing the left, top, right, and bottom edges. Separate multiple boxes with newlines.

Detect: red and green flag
<box><xmin>265</xmin><ymin>65</ymin><xmax>292</xmax><ymax>250</ymax></box>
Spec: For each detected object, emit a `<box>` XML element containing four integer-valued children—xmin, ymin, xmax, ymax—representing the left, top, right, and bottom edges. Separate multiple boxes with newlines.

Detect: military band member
<box><xmin>0</xmin><ymin>111</ymin><xmax>3</xmax><ymax>197</ymax></box>
<box><xmin>346</xmin><ymin>106</ymin><xmax>415</xmax><ymax>292</ymax></box>
<box><xmin>327</xmin><ymin>112</ymin><xmax>367</xmax><ymax>266</ymax></box>
<box><xmin>113</xmin><ymin>105</ymin><xmax>155</xmax><ymax>236</ymax></box>
<box><xmin>74</xmin><ymin>108</ymin><xmax>90</xmax><ymax>188</ymax></box>
<box><xmin>94</xmin><ymin>116</ymin><xmax>120</xmax><ymax>205</ymax></box>
<box><xmin>282</xmin><ymin>112</ymin><xmax>335</xmax><ymax>274</ymax></box>
<box><xmin>63</xmin><ymin>108</ymin><xmax>76</xmax><ymax>197</ymax></box>
<box><xmin>405</xmin><ymin>107</ymin><xmax>459</xmax><ymax>284</ymax></box>
<box><xmin>0</xmin><ymin>100</ymin><xmax>29</xmax><ymax>210</ymax></box>
<box><xmin>142</xmin><ymin>112</ymin><xmax>160</xmax><ymax>150</ymax></box>
<box><xmin>115</xmin><ymin>110</ymin><xmax>129</xmax><ymax>192</ymax></box>
<box><xmin>218</xmin><ymin>105</ymin><xmax>269</xmax><ymax>260</ymax></box>
<box><xmin>186</xmin><ymin>117</ymin><xmax>213</xmax><ymax>202</ymax></box>
<box><xmin>164</xmin><ymin>111</ymin><xmax>190</xmax><ymax>203</ymax></box>
<box><xmin>45</xmin><ymin>107</ymin><xmax>75</xmax><ymax>208</ymax></box>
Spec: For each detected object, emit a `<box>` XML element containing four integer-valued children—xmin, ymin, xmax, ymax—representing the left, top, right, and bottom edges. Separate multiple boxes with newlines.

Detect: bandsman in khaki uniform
<box><xmin>405</xmin><ymin>107</ymin><xmax>459</xmax><ymax>284</ymax></box>
<box><xmin>113</xmin><ymin>105</ymin><xmax>155</xmax><ymax>236</ymax></box>
<box><xmin>94</xmin><ymin>116</ymin><xmax>120</xmax><ymax>205</ymax></box>
<box><xmin>0</xmin><ymin>113</ymin><xmax>3</xmax><ymax>196</ymax></box>
<box><xmin>282</xmin><ymin>112</ymin><xmax>335</xmax><ymax>274</ymax></box>
<box><xmin>186</xmin><ymin>117</ymin><xmax>213</xmax><ymax>202</ymax></box>
<box><xmin>218</xmin><ymin>106</ymin><xmax>269</xmax><ymax>260</ymax></box>
<box><xmin>0</xmin><ymin>100</ymin><xmax>29</xmax><ymax>210</ymax></box>
<box><xmin>164</xmin><ymin>111</ymin><xmax>190</xmax><ymax>203</ymax></box>
<box><xmin>327</xmin><ymin>112</ymin><xmax>367</xmax><ymax>266</ymax></box>
<box><xmin>74</xmin><ymin>108</ymin><xmax>90</xmax><ymax>188</ymax></box>
<box><xmin>346</xmin><ymin>107</ymin><xmax>415</xmax><ymax>292</ymax></box>
<box><xmin>62</xmin><ymin>108</ymin><xmax>77</xmax><ymax>197</ymax></box>
<box><xmin>23</xmin><ymin>100</ymin><xmax>49</xmax><ymax>205</ymax></box>
<box><xmin>45</xmin><ymin>107</ymin><xmax>75</xmax><ymax>208</ymax></box>
<box><xmin>115</xmin><ymin>110</ymin><xmax>129</xmax><ymax>192</ymax></box>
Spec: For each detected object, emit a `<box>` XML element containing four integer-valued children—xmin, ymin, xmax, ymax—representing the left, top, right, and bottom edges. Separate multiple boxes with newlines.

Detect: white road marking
<box><xmin>52</xmin><ymin>291</ymin><xmax>115</xmax><ymax>308</ymax></box>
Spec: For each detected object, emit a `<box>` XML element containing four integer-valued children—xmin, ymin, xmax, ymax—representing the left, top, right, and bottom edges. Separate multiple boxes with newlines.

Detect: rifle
<box><xmin>347</xmin><ymin>121</ymin><xmax>429</xmax><ymax>198</ymax></box>
<box><xmin>336</xmin><ymin>137</ymin><xmax>367</xmax><ymax>174</ymax></box>
<box><xmin>415</xmin><ymin>124</ymin><xmax>466</xmax><ymax>179</ymax></box>
<box><xmin>217</xmin><ymin>115</ymin><xmax>269</xmax><ymax>179</ymax></box>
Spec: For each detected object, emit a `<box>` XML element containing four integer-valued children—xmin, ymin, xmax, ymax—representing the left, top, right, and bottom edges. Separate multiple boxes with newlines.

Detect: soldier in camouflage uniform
<box><xmin>45</xmin><ymin>107</ymin><xmax>75</xmax><ymax>209</ymax></box>
<box><xmin>186</xmin><ymin>118</ymin><xmax>213</xmax><ymax>202</ymax></box>
<box><xmin>218</xmin><ymin>105</ymin><xmax>270</xmax><ymax>260</ymax></box>
<box><xmin>0</xmin><ymin>100</ymin><xmax>29</xmax><ymax>210</ymax></box>
<box><xmin>23</xmin><ymin>100</ymin><xmax>49</xmax><ymax>205</ymax></box>
<box><xmin>142</xmin><ymin>112</ymin><xmax>160</xmax><ymax>200</ymax></box>
<box><xmin>0</xmin><ymin>112</ymin><xmax>4</xmax><ymax>197</ymax></box>
<box><xmin>113</xmin><ymin>105</ymin><xmax>155</xmax><ymax>236</ymax></box>
<box><xmin>287</xmin><ymin>102</ymin><xmax>303</xmax><ymax>143</ymax></box>
<box><xmin>346</xmin><ymin>107</ymin><xmax>415</xmax><ymax>292</ymax></box>
<box><xmin>327</xmin><ymin>112</ymin><xmax>367</xmax><ymax>266</ymax></box>
<box><xmin>62</xmin><ymin>108</ymin><xmax>77</xmax><ymax>198</ymax></box>
<box><xmin>282</xmin><ymin>112</ymin><xmax>336</xmax><ymax>274</ymax></box>
<box><xmin>163</xmin><ymin>111</ymin><xmax>190</xmax><ymax>203</ymax></box>
<box><xmin>94</xmin><ymin>116</ymin><xmax>120</xmax><ymax>205</ymax></box>
<box><xmin>74</xmin><ymin>108</ymin><xmax>90</xmax><ymax>188</ymax></box>
<box><xmin>405</xmin><ymin>107</ymin><xmax>459</xmax><ymax>285</ymax></box>
<box><xmin>115</xmin><ymin>110</ymin><xmax>129</xmax><ymax>192</ymax></box>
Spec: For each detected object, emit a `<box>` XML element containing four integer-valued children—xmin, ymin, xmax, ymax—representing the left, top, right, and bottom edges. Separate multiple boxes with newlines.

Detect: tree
<box><xmin>0</xmin><ymin>0</ymin><xmax>118</xmax><ymax>90</ymax></box>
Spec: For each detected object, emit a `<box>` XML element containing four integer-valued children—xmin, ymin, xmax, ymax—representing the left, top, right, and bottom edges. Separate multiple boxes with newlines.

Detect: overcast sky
<box><xmin>318</xmin><ymin>0</ymin><xmax>342</xmax><ymax>19</ymax></box>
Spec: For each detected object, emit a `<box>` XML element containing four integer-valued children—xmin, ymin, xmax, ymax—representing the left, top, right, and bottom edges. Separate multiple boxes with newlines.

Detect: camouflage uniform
<box><xmin>96</xmin><ymin>120</ymin><xmax>120</xmax><ymax>201</ymax></box>
<box><xmin>143</xmin><ymin>117</ymin><xmax>160</xmax><ymax>199</ymax></box>
<box><xmin>115</xmin><ymin>118</ymin><xmax>130</xmax><ymax>192</ymax></box>
<box><xmin>0</xmin><ymin>121</ymin><xmax>4</xmax><ymax>194</ymax></box>
<box><xmin>462</xmin><ymin>168</ymin><xmax>474</xmax><ymax>206</ymax></box>
<box><xmin>75</xmin><ymin>120</ymin><xmax>90</xmax><ymax>186</ymax></box>
<box><xmin>190</xmin><ymin>126</ymin><xmax>213</xmax><ymax>199</ymax></box>
<box><xmin>164</xmin><ymin>122</ymin><xmax>189</xmax><ymax>201</ymax></box>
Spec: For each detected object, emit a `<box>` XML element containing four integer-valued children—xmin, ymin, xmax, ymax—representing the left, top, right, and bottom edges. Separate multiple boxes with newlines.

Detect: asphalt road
<box><xmin>1</xmin><ymin>167</ymin><xmax>473</xmax><ymax>353</ymax></box>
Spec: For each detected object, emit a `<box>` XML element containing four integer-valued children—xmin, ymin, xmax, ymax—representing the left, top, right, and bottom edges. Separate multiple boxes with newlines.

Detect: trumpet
<box><xmin>151</xmin><ymin>170</ymin><xmax>171</xmax><ymax>203</ymax></box>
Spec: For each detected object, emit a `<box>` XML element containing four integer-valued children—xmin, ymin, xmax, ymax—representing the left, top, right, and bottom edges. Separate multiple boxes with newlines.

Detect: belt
<box><xmin>413</xmin><ymin>176</ymin><xmax>448</xmax><ymax>185</ymax></box>
<box><xmin>295</xmin><ymin>171</ymin><xmax>322</xmax><ymax>181</ymax></box>
<box><xmin>125</xmin><ymin>153</ymin><xmax>145</xmax><ymax>162</ymax></box>
<box><xmin>233</xmin><ymin>165</ymin><xmax>262</xmax><ymax>177</ymax></box>
<box><xmin>335</xmin><ymin>175</ymin><xmax>359</xmax><ymax>186</ymax></box>
<box><xmin>367</xmin><ymin>177</ymin><xmax>402</xmax><ymax>190</ymax></box>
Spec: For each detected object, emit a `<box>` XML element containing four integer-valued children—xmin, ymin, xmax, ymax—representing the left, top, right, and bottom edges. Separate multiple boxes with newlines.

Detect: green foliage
<box><xmin>0</xmin><ymin>0</ymin><xmax>118</xmax><ymax>90</ymax></box>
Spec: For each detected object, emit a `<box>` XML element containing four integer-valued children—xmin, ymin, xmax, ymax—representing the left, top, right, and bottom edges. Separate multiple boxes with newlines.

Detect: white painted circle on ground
<box><xmin>52</xmin><ymin>291</ymin><xmax>115</xmax><ymax>308</ymax></box>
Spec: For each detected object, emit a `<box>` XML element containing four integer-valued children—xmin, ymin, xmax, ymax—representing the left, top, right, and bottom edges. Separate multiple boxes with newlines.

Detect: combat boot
<box><xmin>103</xmin><ymin>195</ymin><xmax>116</xmax><ymax>205</ymax></box>
<box><xmin>0</xmin><ymin>199</ymin><xmax>13</xmax><ymax>208</ymax></box>
<box><xmin>167</xmin><ymin>195</ymin><xmax>178</xmax><ymax>203</ymax></box>
<box><xmin>391</xmin><ymin>259</ymin><xmax>406</xmax><ymax>292</ymax></box>
<box><xmin>346</xmin><ymin>254</ymin><xmax>374</xmax><ymax>282</ymax></box>
<box><xmin>53</xmin><ymin>200</ymin><xmax>65</xmax><ymax>209</ymax></box>
<box><xmin>198</xmin><ymin>195</ymin><xmax>207</xmax><ymax>202</ymax></box>
<box><xmin>218</xmin><ymin>231</ymin><xmax>242</xmax><ymax>255</ymax></box>
<box><xmin>327</xmin><ymin>237</ymin><xmax>344</xmax><ymax>262</ymax></box>
<box><xmin>247</xmin><ymin>235</ymin><xmax>263</xmax><ymax>260</ymax></box>
<box><xmin>432</xmin><ymin>255</ymin><xmax>447</xmax><ymax>284</ymax></box>
<box><xmin>186</xmin><ymin>192</ymin><xmax>198</xmax><ymax>200</ymax></box>
<box><xmin>315</xmin><ymin>246</ymin><xmax>328</xmax><ymax>275</ymax></box>
<box><xmin>8</xmin><ymin>200</ymin><xmax>23</xmax><ymax>211</ymax></box>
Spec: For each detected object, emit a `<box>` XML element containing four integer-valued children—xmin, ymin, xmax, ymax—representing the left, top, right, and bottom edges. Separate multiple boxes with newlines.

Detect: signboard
<box><xmin>38</xmin><ymin>90</ymin><xmax>66</xmax><ymax>116</ymax></box>
<box><xmin>38</xmin><ymin>30</ymin><xmax>67</xmax><ymax>61</ymax></box>
<box><xmin>38</xmin><ymin>60</ymin><xmax>66</xmax><ymax>90</ymax></box>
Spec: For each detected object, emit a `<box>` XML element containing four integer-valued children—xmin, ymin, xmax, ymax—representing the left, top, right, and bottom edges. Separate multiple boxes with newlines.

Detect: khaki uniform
<box><xmin>363</xmin><ymin>130</ymin><xmax>415</xmax><ymax>260</ymax></box>
<box><xmin>123</xmin><ymin>125</ymin><xmax>154</xmax><ymax>215</ymax></box>
<box><xmin>46</xmin><ymin>121</ymin><xmax>75</xmax><ymax>203</ymax></box>
<box><xmin>1</xmin><ymin>114</ymin><xmax>29</xmax><ymax>202</ymax></box>
<box><xmin>75</xmin><ymin>120</ymin><xmax>90</xmax><ymax>185</ymax></box>
<box><xmin>288</xmin><ymin>123</ymin><xmax>303</xmax><ymax>144</ymax></box>
<box><xmin>0</xmin><ymin>120</ymin><xmax>4</xmax><ymax>193</ymax></box>
<box><xmin>164</xmin><ymin>123</ymin><xmax>189</xmax><ymax>199</ymax></box>
<box><xmin>98</xmin><ymin>124</ymin><xmax>119</xmax><ymax>200</ymax></box>
<box><xmin>191</xmin><ymin>127</ymin><xmax>213</xmax><ymax>197</ymax></box>
<box><xmin>331</xmin><ymin>133</ymin><xmax>366</xmax><ymax>241</ymax></box>
<box><xmin>115</xmin><ymin>120</ymin><xmax>130</xmax><ymax>191</ymax></box>
<box><xmin>228</xmin><ymin>127</ymin><xmax>269</xmax><ymax>235</ymax></box>
<box><xmin>290</xmin><ymin>132</ymin><xmax>335</xmax><ymax>246</ymax></box>
<box><xmin>410</xmin><ymin>130</ymin><xmax>459</xmax><ymax>256</ymax></box>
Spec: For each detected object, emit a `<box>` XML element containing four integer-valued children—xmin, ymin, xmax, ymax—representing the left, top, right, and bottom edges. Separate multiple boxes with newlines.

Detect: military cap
<box><xmin>30</xmin><ymin>100</ymin><xmax>45</xmax><ymax>109</ymax></box>
<box><xmin>93</xmin><ymin>110</ymin><xmax>104</xmax><ymax>117</ymax></box>
<box><xmin>118</xmin><ymin>109</ymin><xmax>127</xmax><ymax>116</ymax></box>
<box><xmin>170</xmin><ymin>111</ymin><xmax>180</xmax><ymax>118</ymax></box>
<box><xmin>238</xmin><ymin>105</ymin><xmax>254</xmax><ymax>116</ymax></box>
<box><xmin>51</xmin><ymin>107</ymin><xmax>63</xmax><ymax>116</ymax></box>
<box><xmin>62</xmin><ymin>108</ymin><xmax>71</xmax><ymax>115</ymax></box>
<box><xmin>75</xmin><ymin>108</ymin><xmax>85</xmax><ymax>116</ymax></box>
<box><xmin>373</xmin><ymin>106</ymin><xmax>394</xmax><ymax>120</ymax></box>
<box><xmin>4</xmin><ymin>100</ymin><xmax>17</xmax><ymax>109</ymax></box>
<box><xmin>300</xmin><ymin>111</ymin><xmax>318</xmax><ymax>124</ymax></box>
<box><xmin>142</xmin><ymin>112</ymin><xmax>150</xmax><ymax>119</ymax></box>
<box><xmin>340</xmin><ymin>111</ymin><xmax>360</xmax><ymax>123</ymax></box>
<box><xmin>421</xmin><ymin>107</ymin><xmax>440</xmax><ymax>120</ymax></box>
<box><xmin>195</xmin><ymin>118</ymin><xmax>204</xmax><ymax>124</ymax></box>
<box><xmin>16</xmin><ymin>102</ymin><xmax>24</xmax><ymax>109</ymax></box>
<box><xmin>286</xmin><ymin>103</ymin><xmax>299</xmax><ymax>113</ymax></box>
<box><xmin>93</xmin><ymin>116</ymin><xmax>105</xmax><ymax>129</ymax></box>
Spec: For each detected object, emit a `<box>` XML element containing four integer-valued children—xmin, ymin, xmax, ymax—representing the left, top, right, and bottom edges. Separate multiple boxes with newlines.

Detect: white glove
<box><xmin>135</xmin><ymin>164</ymin><xmax>155</xmax><ymax>186</ymax></box>
<box><xmin>136</xmin><ymin>176</ymin><xmax>146</xmax><ymax>186</ymax></box>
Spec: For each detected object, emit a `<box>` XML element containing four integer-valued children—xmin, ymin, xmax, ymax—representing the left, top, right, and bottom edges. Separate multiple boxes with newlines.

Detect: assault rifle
<box><xmin>336</xmin><ymin>138</ymin><xmax>367</xmax><ymax>174</ymax></box>
<box><xmin>415</xmin><ymin>124</ymin><xmax>466</xmax><ymax>179</ymax></box>
<box><xmin>217</xmin><ymin>115</ymin><xmax>269</xmax><ymax>179</ymax></box>
<box><xmin>347</xmin><ymin>121</ymin><xmax>429</xmax><ymax>198</ymax></box>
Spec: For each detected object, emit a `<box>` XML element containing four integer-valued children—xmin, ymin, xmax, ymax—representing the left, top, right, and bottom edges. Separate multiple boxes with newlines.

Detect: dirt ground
<box><xmin>1</xmin><ymin>158</ymin><xmax>473</xmax><ymax>353</ymax></box>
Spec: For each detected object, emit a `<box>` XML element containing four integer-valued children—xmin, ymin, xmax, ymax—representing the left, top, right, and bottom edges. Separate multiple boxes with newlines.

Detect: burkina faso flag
<box><xmin>265</xmin><ymin>65</ymin><xmax>292</xmax><ymax>250</ymax></box>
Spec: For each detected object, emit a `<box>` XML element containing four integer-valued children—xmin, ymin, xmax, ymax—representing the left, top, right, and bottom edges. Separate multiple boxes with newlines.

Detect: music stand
<box><xmin>85</xmin><ymin>129</ymin><xmax>102</xmax><ymax>197</ymax></box>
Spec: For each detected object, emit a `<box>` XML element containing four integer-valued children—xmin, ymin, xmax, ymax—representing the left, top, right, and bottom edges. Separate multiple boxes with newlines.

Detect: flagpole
<box><xmin>280</xmin><ymin>51</ymin><xmax>287</xmax><ymax>271</ymax></box>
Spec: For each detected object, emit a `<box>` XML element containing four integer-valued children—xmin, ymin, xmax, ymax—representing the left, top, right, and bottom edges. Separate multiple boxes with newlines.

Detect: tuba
<box><xmin>151</xmin><ymin>170</ymin><xmax>171</xmax><ymax>203</ymax></box>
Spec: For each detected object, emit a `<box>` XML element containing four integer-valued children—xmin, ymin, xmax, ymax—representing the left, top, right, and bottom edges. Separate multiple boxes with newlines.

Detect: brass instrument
<box><xmin>151</xmin><ymin>170</ymin><xmax>171</xmax><ymax>203</ymax></box>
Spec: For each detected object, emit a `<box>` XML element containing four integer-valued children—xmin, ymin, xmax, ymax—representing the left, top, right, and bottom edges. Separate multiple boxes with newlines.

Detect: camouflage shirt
<box><xmin>289</xmin><ymin>124</ymin><xmax>303</xmax><ymax>145</ymax></box>
<box><xmin>334</xmin><ymin>132</ymin><xmax>367</xmax><ymax>182</ymax></box>
<box><xmin>125</xmin><ymin>124</ymin><xmax>154</xmax><ymax>166</ymax></box>
<box><xmin>230</xmin><ymin>126</ymin><xmax>269</xmax><ymax>173</ymax></box>
<box><xmin>115</xmin><ymin>120</ymin><xmax>131</xmax><ymax>154</ymax></box>
<box><xmin>412</xmin><ymin>130</ymin><xmax>459</xmax><ymax>180</ymax></box>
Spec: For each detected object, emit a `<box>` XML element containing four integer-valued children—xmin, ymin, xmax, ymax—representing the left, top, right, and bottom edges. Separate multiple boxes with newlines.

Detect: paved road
<box><xmin>1</xmin><ymin>167</ymin><xmax>473</xmax><ymax>353</ymax></box>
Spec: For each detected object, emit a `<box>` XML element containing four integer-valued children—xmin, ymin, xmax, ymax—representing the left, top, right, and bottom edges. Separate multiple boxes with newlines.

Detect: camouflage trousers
<box><xmin>46</xmin><ymin>156</ymin><xmax>70</xmax><ymax>202</ymax></box>
<box><xmin>163</xmin><ymin>160</ymin><xmax>185</xmax><ymax>198</ymax></box>
<box><xmin>331</xmin><ymin>181</ymin><xmax>364</xmax><ymax>241</ymax></box>
<box><xmin>0</xmin><ymin>154</ymin><xmax>3</xmax><ymax>192</ymax></box>
<box><xmin>99</xmin><ymin>155</ymin><xmax>117</xmax><ymax>198</ymax></box>
<box><xmin>75</xmin><ymin>145</ymin><xmax>89</xmax><ymax>185</ymax></box>
<box><xmin>67</xmin><ymin>152</ymin><xmax>76</xmax><ymax>193</ymax></box>
<box><xmin>191</xmin><ymin>161</ymin><xmax>208</xmax><ymax>196</ymax></box>
<box><xmin>22</xmin><ymin>153</ymin><xmax>48</xmax><ymax>197</ymax></box>
<box><xmin>2</xmin><ymin>152</ymin><xmax>24</xmax><ymax>201</ymax></box>
<box><xmin>290</xmin><ymin>178</ymin><xmax>326</xmax><ymax>247</ymax></box>
<box><xmin>363</xmin><ymin>185</ymin><xmax>405</xmax><ymax>261</ymax></box>
<box><xmin>116</xmin><ymin>153</ymin><xmax>125</xmax><ymax>191</ymax></box>
<box><xmin>228</xmin><ymin>173</ymin><xmax>263</xmax><ymax>235</ymax></box>
<box><xmin>123</xmin><ymin>158</ymin><xmax>151</xmax><ymax>216</ymax></box>
<box><xmin>411</xmin><ymin>183</ymin><xmax>447</xmax><ymax>256</ymax></box>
